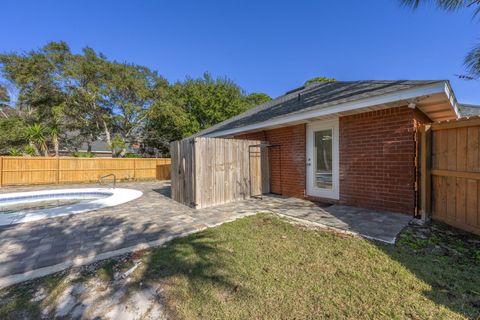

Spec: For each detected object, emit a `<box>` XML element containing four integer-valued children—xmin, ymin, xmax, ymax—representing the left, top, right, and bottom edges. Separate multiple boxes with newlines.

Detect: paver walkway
<box><xmin>0</xmin><ymin>181</ymin><xmax>412</xmax><ymax>288</ymax></box>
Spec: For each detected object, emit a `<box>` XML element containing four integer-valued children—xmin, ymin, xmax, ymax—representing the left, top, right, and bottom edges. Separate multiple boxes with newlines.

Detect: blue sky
<box><xmin>1</xmin><ymin>0</ymin><xmax>479</xmax><ymax>103</ymax></box>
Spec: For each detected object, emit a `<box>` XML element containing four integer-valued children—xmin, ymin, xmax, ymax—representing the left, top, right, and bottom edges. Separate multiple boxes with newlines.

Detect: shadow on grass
<box><xmin>0</xmin><ymin>217</ymin><xmax>243</xmax><ymax>319</ymax></box>
<box><xmin>2</xmin><ymin>193</ymin><xmax>479</xmax><ymax>319</ymax></box>
<box><xmin>130</xmin><ymin>230</ymin><xmax>248</xmax><ymax>317</ymax></box>
<box><xmin>374</xmin><ymin>221</ymin><xmax>480</xmax><ymax>319</ymax></box>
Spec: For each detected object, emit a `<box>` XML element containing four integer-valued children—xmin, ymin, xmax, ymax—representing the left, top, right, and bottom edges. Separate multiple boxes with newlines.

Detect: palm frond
<box><xmin>400</xmin><ymin>0</ymin><xmax>479</xmax><ymax>12</ymax></box>
<box><xmin>465</xmin><ymin>42</ymin><xmax>480</xmax><ymax>78</ymax></box>
<box><xmin>399</xmin><ymin>0</ymin><xmax>422</xmax><ymax>8</ymax></box>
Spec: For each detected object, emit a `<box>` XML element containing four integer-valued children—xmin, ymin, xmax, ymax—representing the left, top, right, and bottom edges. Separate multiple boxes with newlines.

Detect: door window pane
<box><xmin>314</xmin><ymin>129</ymin><xmax>333</xmax><ymax>189</ymax></box>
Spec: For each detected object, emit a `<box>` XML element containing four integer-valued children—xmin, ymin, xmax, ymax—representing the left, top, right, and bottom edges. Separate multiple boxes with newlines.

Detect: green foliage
<box><xmin>177</xmin><ymin>72</ymin><xmax>254</xmax><ymax>128</ymax></box>
<box><xmin>6</xmin><ymin>145</ymin><xmax>38</xmax><ymax>156</ymax></box>
<box><xmin>304</xmin><ymin>76</ymin><xmax>337</xmax><ymax>86</ymax></box>
<box><xmin>0</xmin><ymin>116</ymin><xmax>28</xmax><ymax>154</ymax></box>
<box><xmin>245</xmin><ymin>92</ymin><xmax>271</xmax><ymax>106</ymax></box>
<box><xmin>0</xmin><ymin>84</ymin><xmax>9</xmax><ymax>105</ymax></box>
<box><xmin>123</xmin><ymin>152</ymin><xmax>141</xmax><ymax>158</ymax></box>
<box><xmin>400</xmin><ymin>0</ymin><xmax>479</xmax><ymax>13</ymax></box>
<box><xmin>465</xmin><ymin>43</ymin><xmax>480</xmax><ymax>78</ymax></box>
<box><xmin>400</xmin><ymin>0</ymin><xmax>480</xmax><ymax>78</ymax></box>
<box><xmin>143</xmin><ymin>72</ymin><xmax>270</xmax><ymax>155</ymax></box>
<box><xmin>72</xmin><ymin>151</ymin><xmax>95</xmax><ymax>158</ymax></box>
<box><xmin>7</xmin><ymin>147</ymin><xmax>22</xmax><ymax>156</ymax></box>
<box><xmin>22</xmin><ymin>145</ymin><xmax>37</xmax><ymax>156</ymax></box>
<box><xmin>4</xmin><ymin>214</ymin><xmax>478</xmax><ymax>319</ymax></box>
<box><xmin>110</xmin><ymin>135</ymin><xmax>126</xmax><ymax>157</ymax></box>
<box><xmin>25</xmin><ymin>123</ymin><xmax>49</xmax><ymax>156</ymax></box>
<box><xmin>0</xmin><ymin>42</ymin><xmax>69</xmax><ymax>125</ymax></box>
<box><xmin>0</xmin><ymin>42</ymin><xmax>271</xmax><ymax>156</ymax></box>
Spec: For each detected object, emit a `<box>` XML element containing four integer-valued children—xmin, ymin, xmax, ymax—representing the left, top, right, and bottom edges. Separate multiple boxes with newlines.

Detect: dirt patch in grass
<box><xmin>1</xmin><ymin>213</ymin><xmax>479</xmax><ymax>319</ymax></box>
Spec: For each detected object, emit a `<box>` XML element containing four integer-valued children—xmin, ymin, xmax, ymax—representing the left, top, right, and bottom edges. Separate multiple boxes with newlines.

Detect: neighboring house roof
<box><xmin>77</xmin><ymin>140</ymin><xmax>137</xmax><ymax>153</ymax></box>
<box><xmin>78</xmin><ymin>140</ymin><xmax>112</xmax><ymax>153</ymax></box>
<box><xmin>61</xmin><ymin>131</ymin><xmax>137</xmax><ymax>154</ymax></box>
<box><xmin>196</xmin><ymin>80</ymin><xmax>458</xmax><ymax>138</ymax></box>
<box><xmin>458</xmin><ymin>104</ymin><xmax>480</xmax><ymax>118</ymax></box>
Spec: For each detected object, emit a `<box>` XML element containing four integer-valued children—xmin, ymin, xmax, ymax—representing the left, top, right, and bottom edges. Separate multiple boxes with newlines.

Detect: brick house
<box><xmin>195</xmin><ymin>81</ymin><xmax>469</xmax><ymax>216</ymax></box>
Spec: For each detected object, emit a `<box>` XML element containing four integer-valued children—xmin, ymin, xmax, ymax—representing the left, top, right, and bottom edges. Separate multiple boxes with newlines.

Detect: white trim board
<box><xmin>205</xmin><ymin>82</ymin><xmax>454</xmax><ymax>138</ymax></box>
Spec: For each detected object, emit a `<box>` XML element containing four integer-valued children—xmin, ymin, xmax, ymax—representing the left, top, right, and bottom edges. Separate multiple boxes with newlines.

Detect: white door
<box><xmin>306</xmin><ymin>119</ymin><xmax>339</xmax><ymax>199</ymax></box>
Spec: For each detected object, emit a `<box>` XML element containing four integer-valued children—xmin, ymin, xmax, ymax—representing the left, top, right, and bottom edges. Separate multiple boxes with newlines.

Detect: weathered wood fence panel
<box><xmin>419</xmin><ymin>117</ymin><xmax>480</xmax><ymax>235</ymax></box>
<box><xmin>170</xmin><ymin>137</ymin><xmax>268</xmax><ymax>209</ymax></box>
<box><xmin>0</xmin><ymin>157</ymin><xmax>171</xmax><ymax>187</ymax></box>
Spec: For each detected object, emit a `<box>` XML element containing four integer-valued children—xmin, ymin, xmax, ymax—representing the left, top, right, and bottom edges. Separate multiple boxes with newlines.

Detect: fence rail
<box><xmin>0</xmin><ymin>157</ymin><xmax>171</xmax><ymax>187</ymax></box>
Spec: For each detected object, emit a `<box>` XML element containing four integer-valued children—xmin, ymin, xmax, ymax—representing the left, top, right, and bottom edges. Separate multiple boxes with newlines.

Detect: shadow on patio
<box><xmin>1</xmin><ymin>211</ymin><xmax>479</xmax><ymax>319</ymax></box>
<box><xmin>0</xmin><ymin>214</ymin><xmax>175</xmax><ymax>279</ymax></box>
<box><xmin>1</xmin><ymin>183</ymin><xmax>479</xmax><ymax>319</ymax></box>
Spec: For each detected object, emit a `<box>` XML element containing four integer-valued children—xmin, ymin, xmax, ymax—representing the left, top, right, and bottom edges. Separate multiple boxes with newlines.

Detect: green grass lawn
<box><xmin>1</xmin><ymin>213</ymin><xmax>479</xmax><ymax>319</ymax></box>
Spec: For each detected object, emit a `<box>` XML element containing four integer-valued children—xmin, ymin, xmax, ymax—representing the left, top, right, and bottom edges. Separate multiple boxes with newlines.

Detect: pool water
<box><xmin>0</xmin><ymin>198</ymin><xmax>97</xmax><ymax>214</ymax></box>
<box><xmin>0</xmin><ymin>188</ymin><xmax>143</xmax><ymax>226</ymax></box>
<box><xmin>0</xmin><ymin>192</ymin><xmax>110</xmax><ymax>214</ymax></box>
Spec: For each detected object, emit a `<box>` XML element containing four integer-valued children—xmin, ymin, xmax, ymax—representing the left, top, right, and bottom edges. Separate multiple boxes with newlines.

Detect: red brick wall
<box><xmin>234</xmin><ymin>106</ymin><xmax>431</xmax><ymax>215</ymax></box>
<box><xmin>339</xmin><ymin>106</ymin><xmax>429</xmax><ymax>215</ymax></box>
<box><xmin>235</xmin><ymin>124</ymin><xmax>306</xmax><ymax>197</ymax></box>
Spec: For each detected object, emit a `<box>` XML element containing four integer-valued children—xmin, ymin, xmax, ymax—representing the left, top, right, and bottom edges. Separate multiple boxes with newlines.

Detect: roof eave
<box><xmin>205</xmin><ymin>81</ymin><xmax>452</xmax><ymax>138</ymax></box>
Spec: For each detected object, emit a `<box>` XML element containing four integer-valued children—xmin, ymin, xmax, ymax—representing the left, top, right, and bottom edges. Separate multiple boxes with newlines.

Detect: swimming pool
<box><xmin>0</xmin><ymin>188</ymin><xmax>143</xmax><ymax>225</ymax></box>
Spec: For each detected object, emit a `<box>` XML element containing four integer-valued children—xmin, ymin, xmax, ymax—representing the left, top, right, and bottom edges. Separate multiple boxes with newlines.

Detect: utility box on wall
<box><xmin>170</xmin><ymin>137</ymin><xmax>269</xmax><ymax>209</ymax></box>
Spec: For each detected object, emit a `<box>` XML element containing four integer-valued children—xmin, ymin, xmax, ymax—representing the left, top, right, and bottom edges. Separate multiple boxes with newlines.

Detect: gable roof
<box><xmin>196</xmin><ymin>80</ymin><xmax>453</xmax><ymax>137</ymax></box>
<box><xmin>458</xmin><ymin>104</ymin><xmax>480</xmax><ymax>118</ymax></box>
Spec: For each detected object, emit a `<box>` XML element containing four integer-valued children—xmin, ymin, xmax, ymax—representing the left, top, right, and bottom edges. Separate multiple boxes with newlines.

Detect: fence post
<box><xmin>56</xmin><ymin>156</ymin><xmax>60</xmax><ymax>184</ymax></box>
<box><xmin>133</xmin><ymin>158</ymin><xmax>136</xmax><ymax>180</ymax></box>
<box><xmin>419</xmin><ymin>124</ymin><xmax>432</xmax><ymax>221</ymax></box>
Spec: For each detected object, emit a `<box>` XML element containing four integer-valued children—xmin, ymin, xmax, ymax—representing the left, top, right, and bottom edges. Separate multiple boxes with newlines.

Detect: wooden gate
<box><xmin>419</xmin><ymin>117</ymin><xmax>480</xmax><ymax>235</ymax></box>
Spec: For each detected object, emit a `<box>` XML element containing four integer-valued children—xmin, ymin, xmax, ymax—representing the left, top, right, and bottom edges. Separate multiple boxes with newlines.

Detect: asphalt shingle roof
<box><xmin>196</xmin><ymin>80</ymin><xmax>445</xmax><ymax>137</ymax></box>
<box><xmin>458</xmin><ymin>104</ymin><xmax>480</xmax><ymax>117</ymax></box>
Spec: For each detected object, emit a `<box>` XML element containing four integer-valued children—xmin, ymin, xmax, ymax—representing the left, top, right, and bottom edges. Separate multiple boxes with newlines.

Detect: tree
<box><xmin>245</xmin><ymin>92</ymin><xmax>272</xmax><ymax>106</ymax></box>
<box><xmin>400</xmin><ymin>0</ymin><xmax>480</xmax><ymax>78</ymax></box>
<box><xmin>0</xmin><ymin>84</ymin><xmax>12</xmax><ymax>118</ymax></box>
<box><xmin>1</xmin><ymin>42</ymin><xmax>272</xmax><ymax>157</ymax></box>
<box><xmin>142</xmin><ymin>97</ymin><xmax>199</xmax><ymax>155</ymax></box>
<box><xmin>304</xmin><ymin>77</ymin><xmax>337</xmax><ymax>86</ymax></box>
<box><xmin>0</xmin><ymin>42</ymin><xmax>73</xmax><ymax>157</ymax></box>
<box><xmin>106</xmin><ymin>62</ymin><xmax>168</xmax><ymax>156</ymax></box>
<box><xmin>0</xmin><ymin>116</ymin><xmax>28</xmax><ymax>154</ymax></box>
<box><xmin>142</xmin><ymin>73</ymin><xmax>271</xmax><ymax>155</ymax></box>
<box><xmin>62</xmin><ymin>46</ymin><xmax>113</xmax><ymax>148</ymax></box>
<box><xmin>49</xmin><ymin>126</ymin><xmax>60</xmax><ymax>156</ymax></box>
<box><xmin>0</xmin><ymin>84</ymin><xmax>9</xmax><ymax>106</ymax></box>
<box><xmin>0</xmin><ymin>42</ymin><xmax>159</xmax><ymax>156</ymax></box>
<box><xmin>0</xmin><ymin>42</ymin><xmax>69</xmax><ymax>124</ymax></box>
<box><xmin>26</xmin><ymin>123</ymin><xmax>49</xmax><ymax>156</ymax></box>
<box><xmin>177</xmin><ymin>72</ymin><xmax>254</xmax><ymax>129</ymax></box>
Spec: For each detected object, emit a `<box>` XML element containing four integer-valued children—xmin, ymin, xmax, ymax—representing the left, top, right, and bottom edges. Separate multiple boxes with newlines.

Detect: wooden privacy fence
<box><xmin>419</xmin><ymin>117</ymin><xmax>480</xmax><ymax>235</ymax></box>
<box><xmin>170</xmin><ymin>137</ymin><xmax>269</xmax><ymax>209</ymax></box>
<box><xmin>0</xmin><ymin>157</ymin><xmax>171</xmax><ymax>187</ymax></box>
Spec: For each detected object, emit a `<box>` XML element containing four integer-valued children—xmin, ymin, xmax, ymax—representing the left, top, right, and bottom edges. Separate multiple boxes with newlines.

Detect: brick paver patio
<box><xmin>0</xmin><ymin>181</ymin><xmax>412</xmax><ymax>287</ymax></box>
